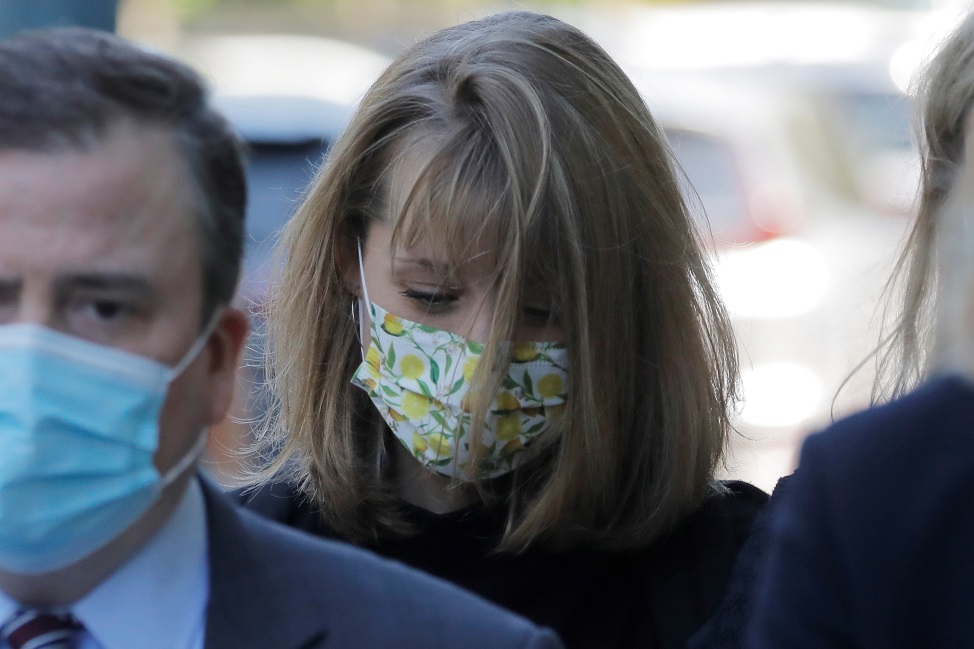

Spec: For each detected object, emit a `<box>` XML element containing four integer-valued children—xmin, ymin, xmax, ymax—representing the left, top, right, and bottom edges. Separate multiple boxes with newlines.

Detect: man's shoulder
<box><xmin>202</xmin><ymin>482</ymin><xmax>562</xmax><ymax>649</ymax></box>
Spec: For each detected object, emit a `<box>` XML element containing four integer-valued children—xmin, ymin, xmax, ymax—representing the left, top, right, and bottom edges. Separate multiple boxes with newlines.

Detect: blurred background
<box><xmin>4</xmin><ymin>0</ymin><xmax>966</xmax><ymax>491</ymax></box>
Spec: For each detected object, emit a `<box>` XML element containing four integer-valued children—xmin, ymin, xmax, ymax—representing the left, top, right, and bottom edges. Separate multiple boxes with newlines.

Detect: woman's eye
<box><xmin>401</xmin><ymin>288</ymin><xmax>457</xmax><ymax>309</ymax></box>
<box><xmin>522</xmin><ymin>305</ymin><xmax>554</xmax><ymax>325</ymax></box>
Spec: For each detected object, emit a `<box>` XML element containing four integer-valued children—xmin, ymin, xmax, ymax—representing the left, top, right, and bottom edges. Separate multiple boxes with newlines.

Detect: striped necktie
<box><xmin>2</xmin><ymin>611</ymin><xmax>82</xmax><ymax>649</ymax></box>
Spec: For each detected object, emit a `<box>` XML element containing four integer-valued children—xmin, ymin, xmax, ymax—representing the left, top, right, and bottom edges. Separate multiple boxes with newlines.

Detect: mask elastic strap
<box><xmin>356</xmin><ymin>241</ymin><xmax>371</xmax><ymax>361</ymax></box>
<box><xmin>169</xmin><ymin>307</ymin><xmax>225</xmax><ymax>380</ymax></box>
<box><xmin>357</xmin><ymin>240</ymin><xmax>372</xmax><ymax>306</ymax></box>
<box><xmin>158</xmin><ymin>429</ymin><xmax>209</xmax><ymax>488</ymax></box>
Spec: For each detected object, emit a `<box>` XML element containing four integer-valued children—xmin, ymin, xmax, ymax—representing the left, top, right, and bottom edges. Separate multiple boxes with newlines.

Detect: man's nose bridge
<box><xmin>12</xmin><ymin>282</ymin><xmax>57</xmax><ymax>328</ymax></box>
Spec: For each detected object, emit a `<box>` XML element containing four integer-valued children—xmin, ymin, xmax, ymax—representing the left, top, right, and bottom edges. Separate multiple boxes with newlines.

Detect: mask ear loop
<box><xmin>355</xmin><ymin>240</ymin><xmax>372</xmax><ymax>361</ymax></box>
<box><xmin>169</xmin><ymin>307</ymin><xmax>225</xmax><ymax>381</ymax></box>
<box><xmin>160</xmin><ymin>306</ymin><xmax>226</xmax><ymax>487</ymax></box>
<box><xmin>356</xmin><ymin>239</ymin><xmax>386</xmax><ymax>478</ymax></box>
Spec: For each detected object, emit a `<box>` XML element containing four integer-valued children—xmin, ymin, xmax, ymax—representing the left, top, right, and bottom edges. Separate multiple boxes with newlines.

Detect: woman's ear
<box><xmin>336</xmin><ymin>227</ymin><xmax>363</xmax><ymax>299</ymax></box>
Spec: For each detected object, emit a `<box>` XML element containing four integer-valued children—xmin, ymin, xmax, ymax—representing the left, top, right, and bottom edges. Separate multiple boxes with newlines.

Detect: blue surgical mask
<box><xmin>0</xmin><ymin>320</ymin><xmax>217</xmax><ymax>574</ymax></box>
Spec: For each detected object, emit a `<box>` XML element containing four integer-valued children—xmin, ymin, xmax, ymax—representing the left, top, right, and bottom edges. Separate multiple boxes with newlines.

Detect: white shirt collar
<box><xmin>0</xmin><ymin>478</ymin><xmax>210</xmax><ymax>649</ymax></box>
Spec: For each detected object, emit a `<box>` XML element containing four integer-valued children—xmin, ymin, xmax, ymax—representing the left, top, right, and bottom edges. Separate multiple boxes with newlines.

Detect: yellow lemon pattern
<box><xmin>365</xmin><ymin>346</ymin><xmax>381</xmax><ymax>380</ymax></box>
<box><xmin>401</xmin><ymin>392</ymin><xmax>432</xmax><ymax>419</ymax></box>
<box><xmin>537</xmin><ymin>374</ymin><xmax>564</xmax><ymax>398</ymax></box>
<box><xmin>495</xmin><ymin>392</ymin><xmax>521</xmax><ymax>412</ymax></box>
<box><xmin>514</xmin><ymin>343</ymin><xmax>540</xmax><ymax>362</ymax></box>
<box><xmin>382</xmin><ymin>312</ymin><xmax>404</xmax><ymax>336</ymax></box>
<box><xmin>399</xmin><ymin>354</ymin><xmax>425</xmax><ymax>379</ymax></box>
<box><xmin>412</xmin><ymin>432</ymin><xmax>428</xmax><ymax>454</ymax></box>
<box><xmin>349</xmin><ymin>300</ymin><xmax>569</xmax><ymax>479</ymax></box>
<box><xmin>496</xmin><ymin>415</ymin><xmax>522</xmax><ymax>441</ymax></box>
<box><xmin>462</xmin><ymin>357</ymin><xmax>479</xmax><ymax>382</ymax></box>
<box><xmin>427</xmin><ymin>432</ymin><xmax>452</xmax><ymax>458</ymax></box>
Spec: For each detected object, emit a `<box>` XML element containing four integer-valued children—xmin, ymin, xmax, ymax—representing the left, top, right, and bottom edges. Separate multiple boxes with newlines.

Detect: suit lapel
<box><xmin>200</xmin><ymin>479</ymin><xmax>329</xmax><ymax>649</ymax></box>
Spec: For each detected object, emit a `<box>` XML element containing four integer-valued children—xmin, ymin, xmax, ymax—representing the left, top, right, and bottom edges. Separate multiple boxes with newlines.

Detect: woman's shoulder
<box><xmin>622</xmin><ymin>480</ymin><xmax>767</xmax><ymax>648</ymax></box>
<box><xmin>657</xmin><ymin>480</ymin><xmax>768</xmax><ymax>557</ymax></box>
<box><xmin>683</xmin><ymin>477</ymin><xmax>786</xmax><ymax>649</ymax></box>
<box><xmin>697</xmin><ymin>480</ymin><xmax>769</xmax><ymax>535</ymax></box>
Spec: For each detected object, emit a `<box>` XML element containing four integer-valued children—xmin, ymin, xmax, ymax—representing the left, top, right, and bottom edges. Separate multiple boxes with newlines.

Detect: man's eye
<box><xmin>91</xmin><ymin>300</ymin><xmax>126</xmax><ymax>319</ymax></box>
<box><xmin>74</xmin><ymin>298</ymin><xmax>134</xmax><ymax>321</ymax></box>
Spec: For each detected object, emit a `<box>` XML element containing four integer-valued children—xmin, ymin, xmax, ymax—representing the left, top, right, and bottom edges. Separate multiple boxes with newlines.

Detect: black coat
<box><xmin>746</xmin><ymin>374</ymin><xmax>974</xmax><ymax>649</ymax></box>
<box><xmin>239</xmin><ymin>480</ymin><xmax>767</xmax><ymax>649</ymax></box>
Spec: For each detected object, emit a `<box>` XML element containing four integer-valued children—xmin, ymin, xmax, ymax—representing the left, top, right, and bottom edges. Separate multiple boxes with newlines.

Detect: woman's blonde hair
<box><xmin>253</xmin><ymin>11</ymin><xmax>738</xmax><ymax>551</ymax></box>
<box><xmin>871</xmin><ymin>12</ymin><xmax>974</xmax><ymax>401</ymax></box>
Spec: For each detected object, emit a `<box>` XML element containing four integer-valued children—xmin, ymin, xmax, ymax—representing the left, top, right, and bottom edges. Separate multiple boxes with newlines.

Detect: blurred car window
<box><xmin>666</xmin><ymin>128</ymin><xmax>748</xmax><ymax>241</ymax></box>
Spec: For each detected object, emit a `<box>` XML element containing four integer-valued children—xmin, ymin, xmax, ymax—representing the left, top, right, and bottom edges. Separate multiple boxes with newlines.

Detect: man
<box><xmin>0</xmin><ymin>27</ymin><xmax>562</xmax><ymax>649</ymax></box>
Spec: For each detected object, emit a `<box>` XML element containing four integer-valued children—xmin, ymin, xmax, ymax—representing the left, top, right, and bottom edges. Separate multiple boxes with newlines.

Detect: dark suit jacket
<box><xmin>199</xmin><ymin>481</ymin><xmax>563</xmax><ymax>649</ymax></box>
<box><xmin>746</xmin><ymin>374</ymin><xmax>974</xmax><ymax>649</ymax></box>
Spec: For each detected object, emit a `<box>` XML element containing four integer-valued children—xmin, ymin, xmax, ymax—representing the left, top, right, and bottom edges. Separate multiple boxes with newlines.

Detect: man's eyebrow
<box><xmin>55</xmin><ymin>273</ymin><xmax>155</xmax><ymax>298</ymax></box>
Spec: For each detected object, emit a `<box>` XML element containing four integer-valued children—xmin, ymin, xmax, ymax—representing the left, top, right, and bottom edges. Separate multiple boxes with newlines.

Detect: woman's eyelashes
<box><xmin>400</xmin><ymin>287</ymin><xmax>458</xmax><ymax>311</ymax></box>
<box><xmin>522</xmin><ymin>304</ymin><xmax>555</xmax><ymax>326</ymax></box>
<box><xmin>399</xmin><ymin>283</ymin><xmax>556</xmax><ymax>328</ymax></box>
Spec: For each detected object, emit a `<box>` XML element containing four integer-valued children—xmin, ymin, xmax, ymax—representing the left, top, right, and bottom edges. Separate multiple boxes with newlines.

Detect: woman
<box><xmin>746</xmin><ymin>12</ymin><xmax>974</xmax><ymax>648</ymax></box>
<box><xmin>868</xmin><ymin>12</ymin><xmax>974</xmax><ymax>403</ymax></box>
<box><xmin>243</xmin><ymin>12</ymin><xmax>765</xmax><ymax>649</ymax></box>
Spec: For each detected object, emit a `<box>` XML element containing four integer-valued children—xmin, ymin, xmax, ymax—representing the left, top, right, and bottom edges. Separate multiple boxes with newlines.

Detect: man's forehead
<box><xmin>0</xmin><ymin>127</ymin><xmax>203</xmax><ymax>280</ymax></box>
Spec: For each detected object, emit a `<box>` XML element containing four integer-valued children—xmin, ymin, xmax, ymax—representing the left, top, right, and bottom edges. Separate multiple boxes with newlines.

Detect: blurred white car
<box><xmin>638</xmin><ymin>73</ymin><xmax>909</xmax><ymax>490</ymax></box>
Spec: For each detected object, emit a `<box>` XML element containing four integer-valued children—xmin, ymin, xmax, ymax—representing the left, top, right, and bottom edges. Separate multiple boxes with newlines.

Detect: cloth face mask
<box><xmin>0</xmin><ymin>321</ymin><xmax>215</xmax><ymax>574</ymax></box>
<box><xmin>350</xmin><ymin>247</ymin><xmax>569</xmax><ymax>480</ymax></box>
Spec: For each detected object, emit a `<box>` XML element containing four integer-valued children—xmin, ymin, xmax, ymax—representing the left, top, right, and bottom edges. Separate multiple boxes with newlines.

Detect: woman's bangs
<box><xmin>393</xmin><ymin>129</ymin><xmax>518</xmax><ymax>275</ymax></box>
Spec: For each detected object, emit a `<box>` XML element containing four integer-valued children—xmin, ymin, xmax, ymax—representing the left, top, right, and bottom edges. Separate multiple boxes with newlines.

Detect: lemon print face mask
<box><xmin>350</xmin><ymin>249</ymin><xmax>569</xmax><ymax>480</ymax></box>
<box><xmin>351</xmin><ymin>300</ymin><xmax>569</xmax><ymax>479</ymax></box>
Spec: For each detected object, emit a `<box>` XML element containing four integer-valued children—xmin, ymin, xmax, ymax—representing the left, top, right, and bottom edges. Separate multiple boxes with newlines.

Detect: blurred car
<box><xmin>167</xmin><ymin>34</ymin><xmax>391</xmax><ymax>483</ymax></box>
<box><xmin>562</xmin><ymin>1</ymin><xmax>928</xmax><ymax>489</ymax></box>
<box><xmin>636</xmin><ymin>73</ymin><xmax>909</xmax><ymax>490</ymax></box>
<box><xmin>573</xmin><ymin>1</ymin><xmax>924</xmax><ymax>218</ymax></box>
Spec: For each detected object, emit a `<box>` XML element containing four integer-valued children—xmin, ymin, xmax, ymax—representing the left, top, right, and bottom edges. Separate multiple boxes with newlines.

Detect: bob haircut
<box><xmin>254</xmin><ymin>11</ymin><xmax>738</xmax><ymax>551</ymax></box>
<box><xmin>871</xmin><ymin>12</ymin><xmax>974</xmax><ymax>401</ymax></box>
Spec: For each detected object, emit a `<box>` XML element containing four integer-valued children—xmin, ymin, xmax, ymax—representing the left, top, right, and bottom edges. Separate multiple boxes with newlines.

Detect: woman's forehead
<box><xmin>381</xmin><ymin>150</ymin><xmax>510</xmax><ymax>269</ymax></box>
<box><xmin>377</xmin><ymin>219</ymin><xmax>502</xmax><ymax>282</ymax></box>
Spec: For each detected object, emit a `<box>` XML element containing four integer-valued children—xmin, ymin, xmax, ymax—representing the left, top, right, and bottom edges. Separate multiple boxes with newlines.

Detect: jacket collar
<box><xmin>200</xmin><ymin>478</ymin><xmax>329</xmax><ymax>649</ymax></box>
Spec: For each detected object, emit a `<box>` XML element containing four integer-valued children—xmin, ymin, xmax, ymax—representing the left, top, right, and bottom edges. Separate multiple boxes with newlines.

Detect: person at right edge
<box><xmin>239</xmin><ymin>10</ymin><xmax>768</xmax><ymax>649</ymax></box>
<box><xmin>744</xmin><ymin>10</ymin><xmax>974</xmax><ymax>648</ymax></box>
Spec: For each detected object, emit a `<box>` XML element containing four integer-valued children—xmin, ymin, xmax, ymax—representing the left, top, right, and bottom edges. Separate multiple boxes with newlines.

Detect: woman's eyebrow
<box><xmin>393</xmin><ymin>257</ymin><xmax>452</xmax><ymax>275</ymax></box>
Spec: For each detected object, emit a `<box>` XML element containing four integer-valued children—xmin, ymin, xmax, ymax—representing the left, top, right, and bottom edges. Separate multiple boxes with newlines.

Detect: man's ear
<box><xmin>204</xmin><ymin>306</ymin><xmax>249</xmax><ymax>426</ymax></box>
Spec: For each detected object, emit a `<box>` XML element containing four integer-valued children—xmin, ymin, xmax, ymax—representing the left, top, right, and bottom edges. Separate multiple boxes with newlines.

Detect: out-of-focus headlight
<box><xmin>738</xmin><ymin>362</ymin><xmax>822</xmax><ymax>428</ymax></box>
<box><xmin>715</xmin><ymin>238</ymin><xmax>829</xmax><ymax>319</ymax></box>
